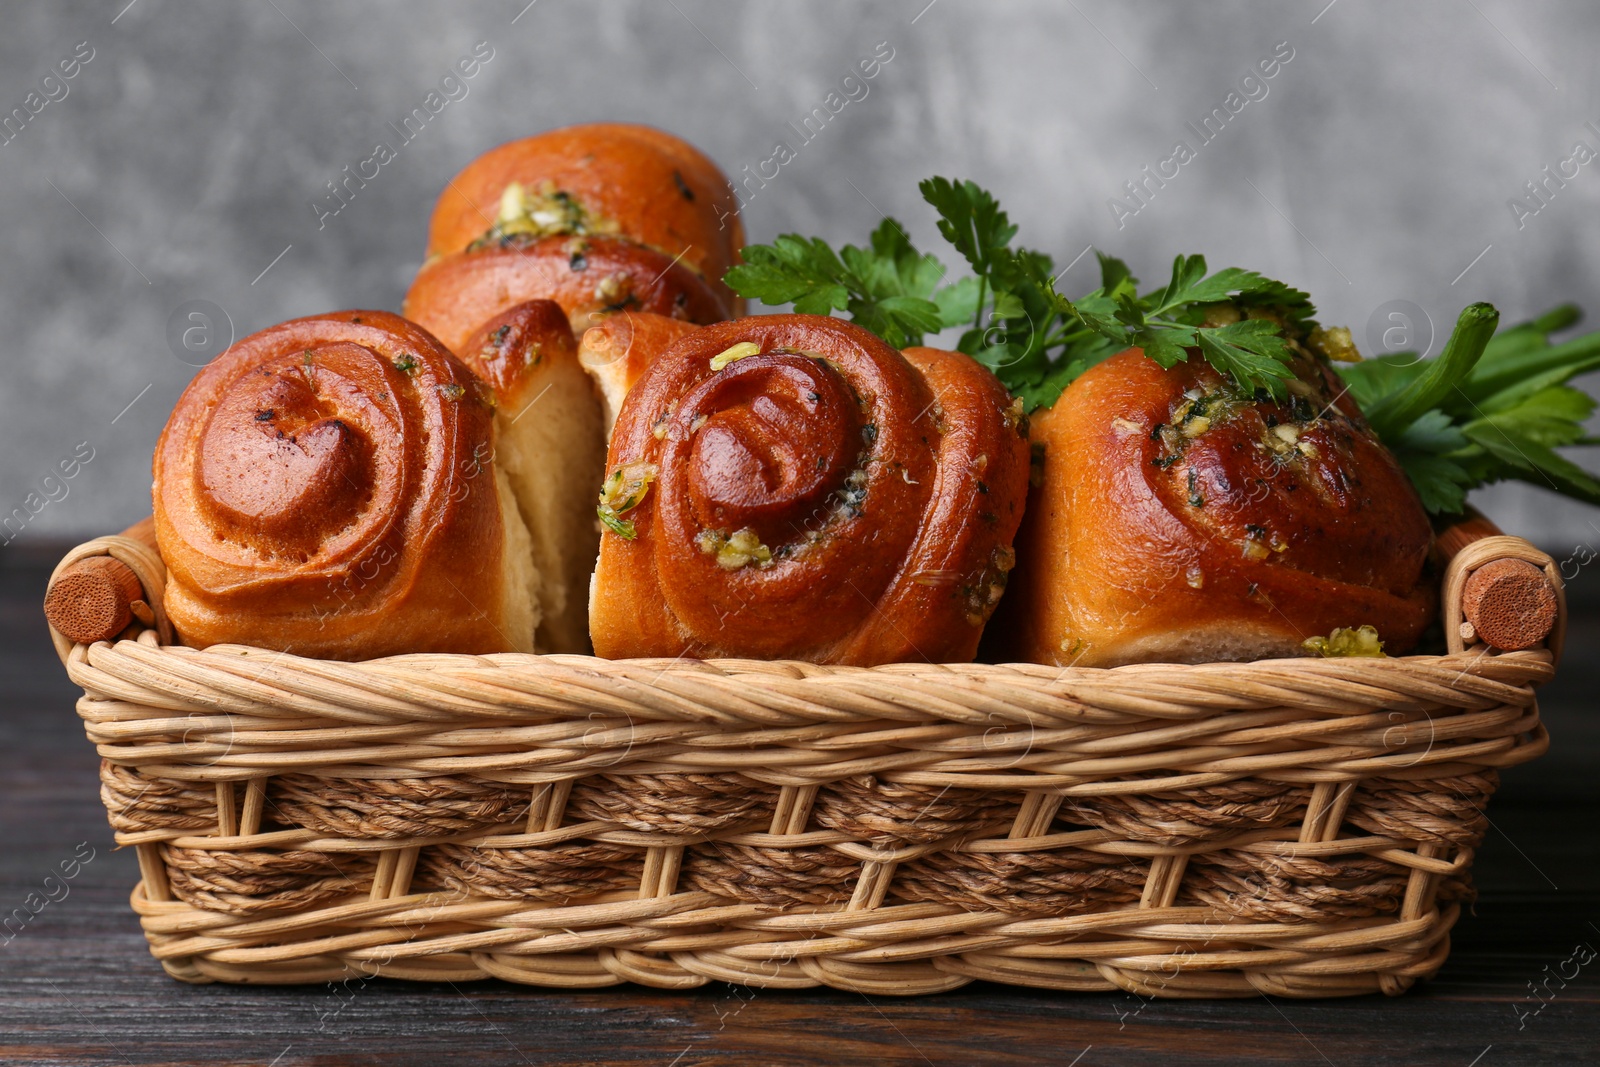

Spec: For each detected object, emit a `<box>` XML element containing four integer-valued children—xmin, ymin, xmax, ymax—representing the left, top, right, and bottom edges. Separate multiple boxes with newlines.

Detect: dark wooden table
<box><xmin>4</xmin><ymin>543</ymin><xmax>1597</xmax><ymax>1067</ymax></box>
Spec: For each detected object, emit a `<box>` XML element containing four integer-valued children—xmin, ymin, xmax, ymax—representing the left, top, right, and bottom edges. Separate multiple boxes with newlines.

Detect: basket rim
<box><xmin>64</xmin><ymin>629</ymin><xmax>1559</xmax><ymax>677</ymax></box>
<box><xmin>48</xmin><ymin>524</ymin><xmax>1566</xmax><ymax>680</ymax></box>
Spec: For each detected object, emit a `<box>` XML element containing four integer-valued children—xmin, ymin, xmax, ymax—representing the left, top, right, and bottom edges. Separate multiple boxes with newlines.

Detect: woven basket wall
<box><xmin>49</xmin><ymin>531</ymin><xmax>1558</xmax><ymax>998</ymax></box>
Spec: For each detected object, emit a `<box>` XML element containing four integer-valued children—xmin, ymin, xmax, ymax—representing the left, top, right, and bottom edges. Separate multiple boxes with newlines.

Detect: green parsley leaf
<box><xmin>932</xmin><ymin>276</ymin><xmax>983</xmax><ymax>327</ymax></box>
<box><xmin>1336</xmin><ymin>352</ymin><xmax>1428</xmax><ymax>412</ymax></box>
<box><xmin>918</xmin><ymin>176</ymin><xmax>1017</xmax><ymax>280</ymax></box>
<box><xmin>725</xmin><ymin>235</ymin><xmax>850</xmax><ymax>310</ymax></box>
<box><xmin>1338</xmin><ymin>302</ymin><xmax>1600</xmax><ymax>514</ymax></box>
<box><xmin>725</xmin><ymin>219</ymin><xmax>950</xmax><ymax>349</ymax></box>
<box><xmin>1057</xmin><ymin>252</ymin><xmax>1310</xmax><ymax>400</ymax></box>
<box><xmin>1193</xmin><ymin>319</ymin><xmax>1297</xmax><ymax>393</ymax></box>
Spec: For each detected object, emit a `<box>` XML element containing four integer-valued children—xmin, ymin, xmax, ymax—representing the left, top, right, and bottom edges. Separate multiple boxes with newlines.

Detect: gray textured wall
<box><xmin>3</xmin><ymin>0</ymin><xmax>1599</xmax><ymax>552</ymax></box>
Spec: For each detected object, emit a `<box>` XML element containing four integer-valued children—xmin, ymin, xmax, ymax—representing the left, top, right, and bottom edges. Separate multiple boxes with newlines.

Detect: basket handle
<box><xmin>1436</xmin><ymin>508</ymin><xmax>1564</xmax><ymax>658</ymax></box>
<box><xmin>45</xmin><ymin>517</ymin><xmax>170</xmax><ymax>656</ymax></box>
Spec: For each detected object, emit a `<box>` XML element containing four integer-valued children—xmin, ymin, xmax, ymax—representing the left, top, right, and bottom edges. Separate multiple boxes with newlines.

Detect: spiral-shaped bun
<box><xmin>589</xmin><ymin>315</ymin><xmax>1030</xmax><ymax>665</ymax></box>
<box><xmin>404</xmin><ymin>123</ymin><xmax>742</xmax><ymax>349</ymax></box>
<box><xmin>1000</xmin><ymin>348</ymin><xmax>1436</xmax><ymax>667</ymax></box>
<box><xmin>154</xmin><ymin>310</ymin><xmax>535</xmax><ymax>659</ymax></box>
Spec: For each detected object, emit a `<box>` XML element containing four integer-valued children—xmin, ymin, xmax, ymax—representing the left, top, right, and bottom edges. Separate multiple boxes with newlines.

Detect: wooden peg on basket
<box><xmin>1459</xmin><ymin>558</ymin><xmax>1560</xmax><ymax>651</ymax></box>
<box><xmin>1436</xmin><ymin>509</ymin><xmax>1562</xmax><ymax>652</ymax></box>
<box><xmin>43</xmin><ymin>517</ymin><xmax>159</xmax><ymax>644</ymax></box>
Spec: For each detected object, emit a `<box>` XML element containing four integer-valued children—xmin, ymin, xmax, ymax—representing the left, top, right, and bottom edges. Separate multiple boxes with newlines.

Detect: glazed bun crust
<box><xmin>1003</xmin><ymin>348</ymin><xmax>1435</xmax><ymax>668</ymax></box>
<box><xmin>154</xmin><ymin>310</ymin><xmax>534</xmax><ymax>660</ymax></box>
<box><xmin>421</xmin><ymin>122</ymin><xmax>745</xmax><ymax>313</ymax></box>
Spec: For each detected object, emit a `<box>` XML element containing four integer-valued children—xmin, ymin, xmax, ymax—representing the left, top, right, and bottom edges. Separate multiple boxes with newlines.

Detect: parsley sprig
<box><xmin>723</xmin><ymin>220</ymin><xmax>953</xmax><ymax>349</ymax></box>
<box><xmin>1057</xmin><ymin>252</ymin><xmax>1315</xmax><ymax>399</ymax></box>
<box><xmin>1339</xmin><ymin>303</ymin><xmax>1600</xmax><ymax>514</ymax></box>
<box><xmin>727</xmin><ymin>176</ymin><xmax>1318</xmax><ymax>411</ymax></box>
<box><xmin>724</xmin><ymin>177</ymin><xmax>1600</xmax><ymax>516</ymax></box>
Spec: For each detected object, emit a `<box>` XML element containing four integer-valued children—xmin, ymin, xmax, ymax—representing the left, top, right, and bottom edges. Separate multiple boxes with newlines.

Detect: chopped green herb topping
<box><xmin>597</xmin><ymin>460</ymin><xmax>659</xmax><ymax>540</ymax></box>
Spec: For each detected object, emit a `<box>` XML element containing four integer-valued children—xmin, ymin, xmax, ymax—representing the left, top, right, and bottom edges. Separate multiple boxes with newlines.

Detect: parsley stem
<box><xmin>1463</xmin><ymin>324</ymin><xmax>1600</xmax><ymax>404</ymax></box>
<box><xmin>1366</xmin><ymin>302</ymin><xmax>1498</xmax><ymax>441</ymax></box>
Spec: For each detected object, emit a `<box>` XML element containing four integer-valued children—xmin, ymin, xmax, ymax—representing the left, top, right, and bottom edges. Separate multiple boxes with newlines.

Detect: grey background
<box><xmin>4</xmin><ymin>0</ymin><xmax>1600</xmax><ymax>553</ymax></box>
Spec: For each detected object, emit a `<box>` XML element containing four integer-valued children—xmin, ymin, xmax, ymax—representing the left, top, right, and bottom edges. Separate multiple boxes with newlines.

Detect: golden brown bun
<box><xmin>154</xmin><ymin>310</ymin><xmax>534</xmax><ymax>660</ymax></box>
<box><xmin>457</xmin><ymin>300</ymin><xmax>606</xmax><ymax>653</ymax></box>
<box><xmin>405</xmin><ymin>234</ymin><xmax>731</xmax><ymax>354</ymax></box>
<box><xmin>999</xmin><ymin>348</ymin><xmax>1435</xmax><ymax>667</ymax></box>
<box><xmin>577</xmin><ymin>311</ymin><xmax>702</xmax><ymax>438</ymax></box>
<box><xmin>416</xmin><ymin>122</ymin><xmax>744</xmax><ymax>316</ymax></box>
<box><xmin>589</xmin><ymin>315</ymin><xmax>1030</xmax><ymax>665</ymax></box>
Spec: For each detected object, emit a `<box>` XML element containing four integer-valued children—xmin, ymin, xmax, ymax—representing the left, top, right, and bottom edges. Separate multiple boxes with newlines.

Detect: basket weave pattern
<box><xmin>50</xmin><ymin>532</ymin><xmax>1557</xmax><ymax>997</ymax></box>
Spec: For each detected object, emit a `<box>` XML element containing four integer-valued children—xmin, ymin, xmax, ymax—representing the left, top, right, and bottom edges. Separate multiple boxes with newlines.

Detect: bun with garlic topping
<box><xmin>153</xmin><ymin>310</ymin><xmax>537</xmax><ymax>660</ymax></box>
<box><xmin>404</xmin><ymin>122</ymin><xmax>742</xmax><ymax>355</ymax></box>
<box><xmin>588</xmin><ymin>314</ymin><xmax>1030</xmax><ymax>665</ymax></box>
<box><xmin>455</xmin><ymin>300</ymin><xmax>607</xmax><ymax>653</ymax></box>
<box><xmin>998</xmin><ymin>345</ymin><xmax>1437</xmax><ymax>667</ymax></box>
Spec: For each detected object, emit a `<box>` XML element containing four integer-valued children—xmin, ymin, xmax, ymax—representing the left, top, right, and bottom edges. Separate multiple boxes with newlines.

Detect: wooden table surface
<box><xmin>4</xmin><ymin>542</ymin><xmax>1597</xmax><ymax>1067</ymax></box>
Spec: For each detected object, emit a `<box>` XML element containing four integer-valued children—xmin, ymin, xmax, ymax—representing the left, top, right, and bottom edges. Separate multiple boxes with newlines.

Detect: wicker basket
<box><xmin>47</xmin><ymin>525</ymin><xmax>1559</xmax><ymax>998</ymax></box>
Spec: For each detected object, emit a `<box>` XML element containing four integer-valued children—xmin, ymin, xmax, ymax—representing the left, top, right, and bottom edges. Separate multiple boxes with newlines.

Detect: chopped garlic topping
<box><xmin>487</xmin><ymin>179</ymin><xmax>607</xmax><ymax>241</ymax></box>
<box><xmin>497</xmin><ymin>182</ymin><xmax>525</xmax><ymax>223</ymax></box>
<box><xmin>595</xmin><ymin>271</ymin><xmax>631</xmax><ymax>303</ymax></box>
<box><xmin>1201</xmin><ymin>303</ymin><xmax>1242</xmax><ymax>328</ymax></box>
<box><xmin>711</xmin><ymin>527</ymin><xmax>772</xmax><ymax>570</ymax></box>
<box><xmin>1308</xmin><ymin>325</ymin><xmax>1361</xmax><ymax>363</ymax></box>
<box><xmin>596</xmin><ymin>459</ymin><xmax>659</xmax><ymax>540</ymax></box>
<box><xmin>710</xmin><ymin>341</ymin><xmax>761</xmax><ymax>371</ymax></box>
<box><xmin>1303</xmin><ymin>624</ymin><xmax>1386</xmax><ymax>658</ymax></box>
